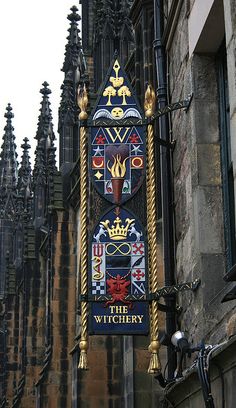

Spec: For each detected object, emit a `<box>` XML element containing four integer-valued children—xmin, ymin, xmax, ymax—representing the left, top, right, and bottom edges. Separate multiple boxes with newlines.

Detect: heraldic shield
<box><xmin>89</xmin><ymin>59</ymin><xmax>145</xmax><ymax>205</ymax></box>
<box><xmin>89</xmin><ymin>207</ymin><xmax>149</xmax><ymax>335</ymax></box>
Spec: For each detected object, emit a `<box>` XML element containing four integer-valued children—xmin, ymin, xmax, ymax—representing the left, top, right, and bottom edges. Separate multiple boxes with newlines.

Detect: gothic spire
<box><xmin>58</xmin><ymin>74</ymin><xmax>76</xmax><ymax>128</ymax></box>
<box><xmin>18</xmin><ymin>137</ymin><xmax>31</xmax><ymax>197</ymax></box>
<box><xmin>33</xmin><ymin>82</ymin><xmax>56</xmax><ymax>188</ymax></box>
<box><xmin>62</xmin><ymin>5</ymin><xmax>82</xmax><ymax>74</ymax></box>
<box><xmin>59</xmin><ymin>6</ymin><xmax>87</xmax><ymax>168</ymax></box>
<box><xmin>48</xmin><ymin>145</ymin><xmax>57</xmax><ymax>174</ymax></box>
<box><xmin>35</xmin><ymin>81</ymin><xmax>55</xmax><ymax>146</ymax></box>
<box><xmin>0</xmin><ymin>104</ymin><xmax>18</xmax><ymax>192</ymax></box>
<box><xmin>33</xmin><ymin>143</ymin><xmax>46</xmax><ymax>188</ymax></box>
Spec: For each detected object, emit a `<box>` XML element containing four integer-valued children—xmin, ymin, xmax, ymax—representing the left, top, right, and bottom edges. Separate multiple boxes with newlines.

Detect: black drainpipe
<box><xmin>153</xmin><ymin>0</ymin><xmax>176</xmax><ymax>378</ymax></box>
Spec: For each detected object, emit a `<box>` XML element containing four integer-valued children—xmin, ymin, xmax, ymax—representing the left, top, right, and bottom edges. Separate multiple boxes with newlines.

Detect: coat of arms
<box><xmin>90</xmin><ymin>60</ymin><xmax>145</xmax><ymax>205</ymax></box>
<box><xmin>88</xmin><ymin>58</ymin><xmax>149</xmax><ymax>335</ymax></box>
<box><xmin>90</xmin><ymin>207</ymin><xmax>149</xmax><ymax>334</ymax></box>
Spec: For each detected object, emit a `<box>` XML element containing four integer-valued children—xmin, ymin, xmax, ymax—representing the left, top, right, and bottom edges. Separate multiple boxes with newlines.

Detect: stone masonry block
<box><xmin>200</xmin><ymin>253</ymin><xmax>225</xmax><ymax>307</ymax></box>
<box><xmin>191</xmin><ymin>54</ymin><xmax>218</xmax><ymax>100</ymax></box>
<box><xmin>193</xmin><ymin>186</ymin><xmax>224</xmax><ymax>253</ymax></box>
<box><xmin>196</xmin><ymin>144</ymin><xmax>222</xmax><ymax>186</ymax></box>
<box><xmin>175</xmin><ymin>182</ymin><xmax>188</xmax><ymax>241</ymax></box>
<box><xmin>85</xmin><ymin>380</ymin><xmax>108</xmax><ymax>397</ymax></box>
<box><xmin>192</xmin><ymin>98</ymin><xmax>220</xmax><ymax>144</ymax></box>
<box><xmin>90</xmin><ymin>365</ymin><xmax>107</xmax><ymax>380</ymax></box>
<box><xmin>90</xmin><ymin>336</ymin><xmax>108</xmax><ymax>350</ymax></box>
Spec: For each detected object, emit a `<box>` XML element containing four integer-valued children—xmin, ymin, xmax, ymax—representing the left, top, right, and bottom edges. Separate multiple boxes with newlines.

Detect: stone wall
<box><xmin>165</xmin><ymin>0</ymin><xmax>236</xmax><ymax>349</ymax></box>
<box><xmin>162</xmin><ymin>0</ymin><xmax>236</xmax><ymax>404</ymax></box>
<box><xmin>37</xmin><ymin>210</ymin><xmax>77</xmax><ymax>407</ymax></box>
<box><xmin>2</xmin><ymin>208</ymin><xmax>77</xmax><ymax>407</ymax></box>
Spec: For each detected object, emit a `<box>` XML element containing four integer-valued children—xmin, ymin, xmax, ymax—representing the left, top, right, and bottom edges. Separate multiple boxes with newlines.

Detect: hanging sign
<box><xmin>89</xmin><ymin>207</ymin><xmax>149</xmax><ymax>334</ymax></box>
<box><xmin>90</xmin><ymin>60</ymin><xmax>145</xmax><ymax>205</ymax></box>
<box><xmin>87</xmin><ymin>57</ymin><xmax>149</xmax><ymax>336</ymax></box>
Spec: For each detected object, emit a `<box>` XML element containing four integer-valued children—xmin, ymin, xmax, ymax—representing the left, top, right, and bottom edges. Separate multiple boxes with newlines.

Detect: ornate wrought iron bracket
<box><xmin>85</xmin><ymin>93</ymin><xmax>193</xmax><ymax>129</ymax></box>
<box><xmin>149</xmin><ymin>93</ymin><xmax>193</xmax><ymax>122</ymax></box>
<box><xmin>87</xmin><ymin>118</ymin><xmax>143</xmax><ymax>127</ymax></box>
<box><xmin>78</xmin><ymin>279</ymin><xmax>200</xmax><ymax>305</ymax></box>
<box><xmin>149</xmin><ymin>278</ymin><xmax>200</xmax><ymax>300</ymax></box>
<box><xmin>82</xmin><ymin>94</ymin><xmax>192</xmax><ymax>151</ymax></box>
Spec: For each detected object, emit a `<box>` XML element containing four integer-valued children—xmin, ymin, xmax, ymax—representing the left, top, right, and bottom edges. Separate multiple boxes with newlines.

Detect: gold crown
<box><xmin>100</xmin><ymin>217</ymin><xmax>135</xmax><ymax>240</ymax></box>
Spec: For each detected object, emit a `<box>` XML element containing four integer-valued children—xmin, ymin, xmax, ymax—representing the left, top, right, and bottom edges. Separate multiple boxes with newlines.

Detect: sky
<box><xmin>0</xmin><ymin>0</ymin><xmax>80</xmax><ymax>166</ymax></box>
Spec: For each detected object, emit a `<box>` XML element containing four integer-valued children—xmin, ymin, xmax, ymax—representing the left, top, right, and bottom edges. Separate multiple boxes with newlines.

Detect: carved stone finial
<box><xmin>40</xmin><ymin>81</ymin><xmax>51</xmax><ymax>96</ymax></box>
<box><xmin>18</xmin><ymin>137</ymin><xmax>31</xmax><ymax>198</ymax></box>
<box><xmin>68</xmin><ymin>5</ymin><xmax>80</xmax><ymax>22</ymax></box>
<box><xmin>5</xmin><ymin>103</ymin><xmax>14</xmax><ymax>119</ymax></box>
<box><xmin>0</xmin><ymin>104</ymin><xmax>18</xmax><ymax>193</ymax></box>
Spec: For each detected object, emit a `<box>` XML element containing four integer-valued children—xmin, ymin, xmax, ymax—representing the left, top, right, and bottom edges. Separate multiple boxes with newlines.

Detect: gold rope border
<box><xmin>78</xmin><ymin>84</ymin><xmax>89</xmax><ymax>369</ymax></box>
<box><xmin>145</xmin><ymin>85</ymin><xmax>161</xmax><ymax>374</ymax></box>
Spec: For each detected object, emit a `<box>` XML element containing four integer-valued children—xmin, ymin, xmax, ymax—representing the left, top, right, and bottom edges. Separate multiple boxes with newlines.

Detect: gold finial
<box><xmin>110</xmin><ymin>60</ymin><xmax>124</xmax><ymax>88</ymax></box>
<box><xmin>144</xmin><ymin>84</ymin><xmax>156</xmax><ymax>117</ymax></box>
<box><xmin>78</xmin><ymin>84</ymin><xmax>88</xmax><ymax>120</ymax></box>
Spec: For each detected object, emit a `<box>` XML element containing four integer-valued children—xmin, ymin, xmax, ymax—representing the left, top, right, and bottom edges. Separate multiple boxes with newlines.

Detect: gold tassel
<box><xmin>145</xmin><ymin>85</ymin><xmax>162</xmax><ymax>374</ymax></box>
<box><xmin>148</xmin><ymin>354</ymin><xmax>162</xmax><ymax>374</ymax></box>
<box><xmin>77</xmin><ymin>85</ymin><xmax>89</xmax><ymax>370</ymax></box>
<box><xmin>148</xmin><ymin>340</ymin><xmax>161</xmax><ymax>374</ymax></box>
<box><xmin>78</xmin><ymin>340</ymin><xmax>88</xmax><ymax>370</ymax></box>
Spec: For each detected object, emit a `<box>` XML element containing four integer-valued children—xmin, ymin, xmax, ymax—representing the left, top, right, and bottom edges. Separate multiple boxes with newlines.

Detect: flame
<box><xmin>107</xmin><ymin>154</ymin><xmax>129</xmax><ymax>178</ymax></box>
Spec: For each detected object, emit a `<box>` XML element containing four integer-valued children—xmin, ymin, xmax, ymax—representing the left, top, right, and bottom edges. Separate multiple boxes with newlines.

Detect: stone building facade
<box><xmin>161</xmin><ymin>0</ymin><xmax>236</xmax><ymax>406</ymax></box>
<box><xmin>1</xmin><ymin>1</ymin><xmax>236</xmax><ymax>407</ymax></box>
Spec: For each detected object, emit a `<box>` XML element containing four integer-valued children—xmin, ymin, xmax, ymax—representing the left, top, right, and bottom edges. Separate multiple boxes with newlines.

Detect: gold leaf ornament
<box><xmin>78</xmin><ymin>84</ymin><xmax>88</xmax><ymax>120</ymax></box>
<box><xmin>144</xmin><ymin>84</ymin><xmax>156</xmax><ymax>117</ymax></box>
<box><xmin>118</xmin><ymin>86</ymin><xmax>131</xmax><ymax>105</ymax></box>
<box><xmin>107</xmin><ymin>154</ymin><xmax>129</xmax><ymax>178</ymax></box>
<box><xmin>103</xmin><ymin>86</ymin><xmax>116</xmax><ymax>106</ymax></box>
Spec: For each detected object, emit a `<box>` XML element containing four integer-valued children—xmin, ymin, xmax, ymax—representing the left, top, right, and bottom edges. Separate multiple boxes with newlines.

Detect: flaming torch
<box><xmin>107</xmin><ymin>154</ymin><xmax>129</xmax><ymax>204</ymax></box>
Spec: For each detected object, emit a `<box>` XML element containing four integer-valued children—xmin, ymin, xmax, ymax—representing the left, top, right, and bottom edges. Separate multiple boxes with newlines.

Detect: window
<box><xmin>218</xmin><ymin>42</ymin><xmax>236</xmax><ymax>269</ymax></box>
